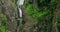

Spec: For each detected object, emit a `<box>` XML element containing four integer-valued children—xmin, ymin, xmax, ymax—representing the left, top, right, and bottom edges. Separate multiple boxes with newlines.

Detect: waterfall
<box><xmin>16</xmin><ymin>0</ymin><xmax>24</xmax><ymax>32</ymax></box>
<box><xmin>17</xmin><ymin>0</ymin><xmax>24</xmax><ymax>17</ymax></box>
<box><xmin>18</xmin><ymin>8</ymin><xmax>22</xmax><ymax>17</ymax></box>
<box><xmin>17</xmin><ymin>0</ymin><xmax>24</xmax><ymax>5</ymax></box>
<box><xmin>17</xmin><ymin>0</ymin><xmax>24</xmax><ymax>25</ymax></box>
<box><xmin>17</xmin><ymin>0</ymin><xmax>24</xmax><ymax>27</ymax></box>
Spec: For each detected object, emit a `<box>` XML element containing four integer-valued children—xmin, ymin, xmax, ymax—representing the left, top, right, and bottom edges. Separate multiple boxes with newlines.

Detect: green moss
<box><xmin>0</xmin><ymin>29</ymin><xmax>2</xmax><ymax>32</ymax></box>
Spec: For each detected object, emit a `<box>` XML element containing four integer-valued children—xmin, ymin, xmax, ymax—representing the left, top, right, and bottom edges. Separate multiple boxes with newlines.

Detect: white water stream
<box><xmin>16</xmin><ymin>0</ymin><xmax>24</xmax><ymax>32</ymax></box>
<box><xmin>17</xmin><ymin>0</ymin><xmax>24</xmax><ymax>17</ymax></box>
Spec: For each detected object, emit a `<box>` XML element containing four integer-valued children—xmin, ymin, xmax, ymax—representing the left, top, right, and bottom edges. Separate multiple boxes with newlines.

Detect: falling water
<box><xmin>17</xmin><ymin>0</ymin><xmax>24</xmax><ymax>17</ymax></box>
<box><xmin>16</xmin><ymin>0</ymin><xmax>24</xmax><ymax>32</ymax></box>
<box><xmin>17</xmin><ymin>0</ymin><xmax>24</xmax><ymax>25</ymax></box>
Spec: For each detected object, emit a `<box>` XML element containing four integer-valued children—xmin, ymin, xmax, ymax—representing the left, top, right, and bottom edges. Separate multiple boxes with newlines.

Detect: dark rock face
<box><xmin>0</xmin><ymin>0</ymin><xmax>18</xmax><ymax>32</ymax></box>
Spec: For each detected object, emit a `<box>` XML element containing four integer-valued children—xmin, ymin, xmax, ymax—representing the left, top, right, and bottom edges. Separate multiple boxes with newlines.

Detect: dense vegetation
<box><xmin>0</xmin><ymin>0</ymin><xmax>60</xmax><ymax>32</ymax></box>
<box><xmin>24</xmin><ymin>0</ymin><xmax>60</xmax><ymax>32</ymax></box>
<box><xmin>0</xmin><ymin>13</ymin><xmax>11</xmax><ymax>32</ymax></box>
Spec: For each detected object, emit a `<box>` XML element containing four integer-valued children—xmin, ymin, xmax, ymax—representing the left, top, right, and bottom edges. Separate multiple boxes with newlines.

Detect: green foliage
<box><xmin>25</xmin><ymin>0</ymin><xmax>59</xmax><ymax>32</ymax></box>
<box><xmin>0</xmin><ymin>25</ymin><xmax>5</xmax><ymax>31</ymax></box>
<box><xmin>26</xmin><ymin>4</ymin><xmax>49</xmax><ymax>20</ymax></box>
<box><xmin>0</xmin><ymin>13</ymin><xmax>9</xmax><ymax>26</ymax></box>
<box><xmin>57</xmin><ymin>18</ymin><xmax>60</xmax><ymax>32</ymax></box>
<box><xmin>0</xmin><ymin>25</ymin><xmax>11</xmax><ymax>32</ymax></box>
<box><xmin>57</xmin><ymin>18</ymin><xmax>60</xmax><ymax>27</ymax></box>
<box><xmin>57</xmin><ymin>18</ymin><xmax>60</xmax><ymax>23</ymax></box>
<box><xmin>1</xmin><ymin>17</ymin><xmax>9</xmax><ymax>26</ymax></box>
<box><xmin>6</xmin><ymin>30</ymin><xmax>11</xmax><ymax>32</ymax></box>
<box><xmin>0</xmin><ymin>13</ymin><xmax>11</xmax><ymax>32</ymax></box>
<box><xmin>37</xmin><ymin>0</ymin><xmax>45</xmax><ymax>3</ymax></box>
